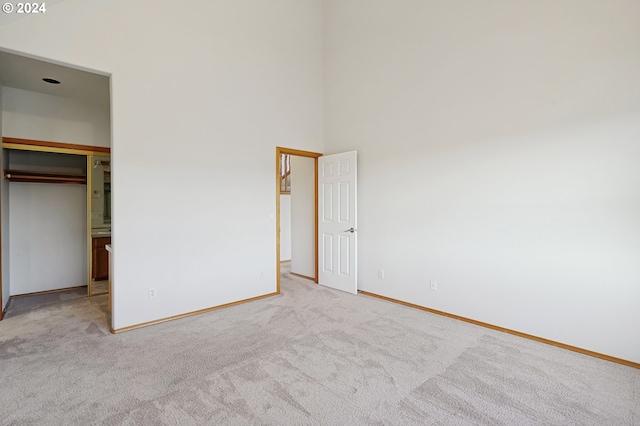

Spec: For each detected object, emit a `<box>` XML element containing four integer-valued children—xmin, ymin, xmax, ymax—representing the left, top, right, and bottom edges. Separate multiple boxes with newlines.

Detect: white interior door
<box><xmin>318</xmin><ymin>151</ymin><xmax>357</xmax><ymax>294</ymax></box>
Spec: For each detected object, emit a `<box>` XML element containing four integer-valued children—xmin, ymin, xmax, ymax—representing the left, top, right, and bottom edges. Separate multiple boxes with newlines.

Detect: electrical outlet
<box><xmin>378</xmin><ymin>269</ymin><xmax>385</xmax><ymax>279</ymax></box>
<box><xmin>430</xmin><ymin>280</ymin><xmax>437</xmax><ymax>291</ymax></box>
<box><xmin>149</xmin><ymin>288</ymin><xmax>157</xmax><ymax>299</ymax></box>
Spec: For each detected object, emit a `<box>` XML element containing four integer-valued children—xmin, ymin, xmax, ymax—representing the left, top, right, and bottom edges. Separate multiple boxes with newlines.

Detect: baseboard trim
<box><xmin>111</xmin><ymin>291</ymin><xmax>280</xmax><ymax>334</ymax></box>
<box><xmin>11</xmin><ymin>285</ymin><xmax>87</xmax><ymax>298</ymax></box>
<box><xmin>358</xmin><ymin>290</ymin><xmax>639</xmax><ymax>370</ymax></box>
<box><xmin>289</xmin><ymin>272</ymin><xmax>316</xmax><ymax>282</ymax></box>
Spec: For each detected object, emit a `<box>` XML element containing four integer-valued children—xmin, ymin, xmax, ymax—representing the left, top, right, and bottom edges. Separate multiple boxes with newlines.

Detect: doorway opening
<box><xmin>0</xmin><ymin>49</ymin><xmax>113</xmax><ymax>328</ymax></box>
<box><xmin>275</xmin><ymin>147</ymin><xmax>321</xmax><ymax>293</ymax></box>
<box><xmin>275</xmin><ymin>148</ymin><xmax>359</xmax><ymax>295</ymax></box>
<box><xmin>1</xmin><ymin>140</ymin><xmax>111</xmax><ymax>322</ymax></box>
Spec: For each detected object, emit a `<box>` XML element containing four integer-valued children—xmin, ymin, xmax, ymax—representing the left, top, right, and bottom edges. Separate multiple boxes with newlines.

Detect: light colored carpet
<box><xmin>0</xmin><ymin>271</ymin><xmax>638</xmax><ymax>425</ymax></box>
<box><xmin>3</xmin><ymin>287</ymin><xmax>88</xmax><ymax>319</ymax></box>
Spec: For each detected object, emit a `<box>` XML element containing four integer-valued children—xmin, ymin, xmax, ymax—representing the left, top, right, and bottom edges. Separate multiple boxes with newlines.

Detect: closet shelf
<box><xmin>4</xmin><ymin>170</ymin><xmax>87</xmax><ymax>184</ymax></box>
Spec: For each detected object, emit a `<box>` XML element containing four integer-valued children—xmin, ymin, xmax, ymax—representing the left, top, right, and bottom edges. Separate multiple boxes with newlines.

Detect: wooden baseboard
<box><xmin>11</xmin><ymin>285</ymin><xmax>87</xmax><ymax>298</ymax></box>
<box><xmin>111</xmin><ymin>291</ymin><xmax>279</xmax><ymax>334</ymax></box>
<box><xmin>358</xmin><ymin>290</ymin><xmax>639</xmax><ymax>370</ymax></box>
<box><xmin>289</xmin><ymin>272</ymin><xmax>317</xmax><ymax>282</ymax></box>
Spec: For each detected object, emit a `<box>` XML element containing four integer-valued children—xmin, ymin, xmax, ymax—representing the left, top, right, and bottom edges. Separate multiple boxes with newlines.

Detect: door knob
<box><xmin>343</xmin><ymin>227</ymin><xmax>356</xmax><ymax>233</ymax></box>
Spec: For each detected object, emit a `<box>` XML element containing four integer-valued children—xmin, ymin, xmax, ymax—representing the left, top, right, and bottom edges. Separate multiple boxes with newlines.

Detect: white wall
<box><xmin>324</xmin><ymin>0</ymin><xmax>640</xmax><ymax>363</ymax></box>
<box><xmin>0</xmin><ymin>0</ymin><xmax>324</xmax><ymax>328</ymax></box>
<box><xmin>2</xmin><ymin>87</ymin><xmax>110</xmax><ymax>147</ymax></box>
<box><xmin>280</xmin><ymin>194</ymin><xmax>291</xmax><ymax>261</ymax></box>
<box><xmin>9</xmin><ymin>181</ymin><xmax>87</xmax><ymax>295</ymax></box>
<box><xmin>6</xmin><ymin>150</ymin><xmax>87</xmax><ymax>295</ymax></box>
<box><xmin>290</xmin><ymin>156</ymin><xmax>316</xmax><ymax>278</ymax></box>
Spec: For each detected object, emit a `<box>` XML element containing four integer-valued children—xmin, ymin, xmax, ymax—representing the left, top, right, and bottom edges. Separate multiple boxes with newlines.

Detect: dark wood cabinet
<box><xmin>92</xmin><ymin>237</ymin><xmax>111</xmax><ymax>281</ymax></box>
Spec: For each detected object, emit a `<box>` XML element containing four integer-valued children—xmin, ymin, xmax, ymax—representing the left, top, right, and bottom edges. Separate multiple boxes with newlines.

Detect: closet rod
<box><xmin>4</xmin><ymin>170</ymin><xmax>87</xmax><ymax>185</ymax></box>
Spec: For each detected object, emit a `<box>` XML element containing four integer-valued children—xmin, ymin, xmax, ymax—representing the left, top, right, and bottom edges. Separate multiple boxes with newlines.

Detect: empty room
<box><xmin>0</xmin><ymin>0</ymin><xmax>638</xmax><ymax>424</ymax></box>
